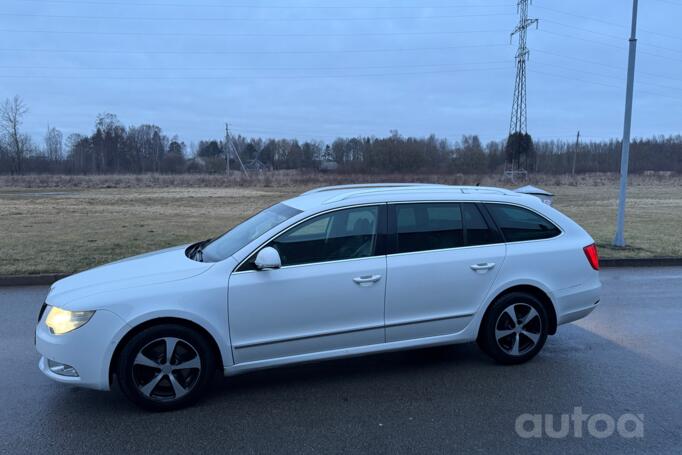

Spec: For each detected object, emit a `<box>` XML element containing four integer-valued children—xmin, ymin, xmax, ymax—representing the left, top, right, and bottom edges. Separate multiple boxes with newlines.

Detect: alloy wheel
<box><xmin>494</xmin><ymin>303</ymin><xmax>542</xmax><ymax>356</ymax></box>
<box><xmin>132</xmin><ymin>337</ymin><xmax>202</xmax><ymax>401</ymax></box>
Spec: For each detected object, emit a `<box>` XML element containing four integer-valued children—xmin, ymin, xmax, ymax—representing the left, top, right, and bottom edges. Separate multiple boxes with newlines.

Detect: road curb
<box><xmin>1</xmin><ymin>257</ymin><xmax>682</xmax><ymax>287</ymax></box>
<box><xmin>0</xmin><ymin>274</ymin><xmax>69</xmax><ymax>287</ymax></box>
<box><xmin>600</xmin><ymin>257</ymin><xmax>682</xmax><ymax>268</ymax></box>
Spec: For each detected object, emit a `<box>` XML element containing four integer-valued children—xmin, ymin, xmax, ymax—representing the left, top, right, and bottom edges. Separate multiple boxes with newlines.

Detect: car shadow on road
<box><xmin>28</xmin><ymin>323</ymin><xmax>677</xmax><ymax>454</ymax></box>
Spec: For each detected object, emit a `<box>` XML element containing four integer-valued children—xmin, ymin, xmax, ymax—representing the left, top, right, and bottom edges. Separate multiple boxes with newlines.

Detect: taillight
<box><xmin>583</xmin><ymin>243</ymin><xmax>599</xmax><ymax>270</ymax></box>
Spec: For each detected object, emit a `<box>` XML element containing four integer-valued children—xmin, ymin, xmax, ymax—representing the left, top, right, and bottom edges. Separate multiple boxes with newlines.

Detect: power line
<box><xmin>541</xmin><ymin>29</ymin><xmax>682</xmax><ymax>60</ymax></box>
<box><xmin>534</xmin><ymin>4</ymin><xmax>628</xmax><ymax>30</ymax></box>
<box><xmin>0</xmin><ymin>43</ymin><xmax>509</xmax><ymax>55</ymax></box>
<box><xmin>532</xmin><ymin>48</ymin><xmax>682</xmax><ymax>83</ymax></box>
<box><xmin>639</xmin><ymin>49</ymin><xmax>682</xmax><ymax>64</ymax></box>
<box><xmin>0</xmin><ymin>27</ymin><xmax>509</xmax><ymax>38</ymax></box>
<box><xmin>540</xmin><ymin>20</ymin><xmax>682</xmax><ymax>56</ymax></box>
<box><xmin>0</xmin><ymin>66</ymin><xmax>511</xmax><ymax>80</ymax></box>
<box><xmin>535</xmin><ymin>3</ymin><xmax>682</xmax><ymax>42</ymax></box>
<box><xmin>542</xmin><ymin>18</ymin><xmax>626</xmax><ymax>41</ymax></box>
<box><xmin>0</xmin><ymin>11</ymin><xmax>516</xmax><ymax>22</ymax></box>
<box><xmin>649</xmin><ymin>0</ymin><xmax>682</xmax><ymax>6</ymax></box>
<box><xmin>535</xmin><ymin>61</ymin><xmax>682</xmax><ymax>93</ymax></box>
<box><xmin>9</xmin><ymin>0</ymin><xmax>515</xmax><ymax>9</ymax></box>
<box><xmin>533</xmin><ymin>69</ymin><xmax>682</xmax><ymax>101</ymax></box>
<box><xmin>539</xmin><ymin>29</ymin><xmax>625</xmax><ymax>50</ymax></box>
<box><xmin>0</xmin><ymin>60</ymin><xmax>511</xmax><ymax>72</ymax></box>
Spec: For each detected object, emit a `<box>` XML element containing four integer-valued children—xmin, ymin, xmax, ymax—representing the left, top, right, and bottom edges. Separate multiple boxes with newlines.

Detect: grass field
<box><xmin>1</xmin><ymin>175</ymin><xmax>681</xmax><ymax>275</ymax></box>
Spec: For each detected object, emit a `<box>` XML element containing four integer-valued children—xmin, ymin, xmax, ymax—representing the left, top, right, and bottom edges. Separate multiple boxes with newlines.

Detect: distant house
<box><xmin>319</xmin><ymin>161</ymin><xmax>339</xmax><ymax>172</ymax></box>
<box><xmin>185</xmin><ymin>156</ymin><xmax>207</xmax><ymax>173</ymax></box>
<box><xmin>244</xmin><ymin>159</ymin><xmax>269</xmax><ymax>172</ymax></box>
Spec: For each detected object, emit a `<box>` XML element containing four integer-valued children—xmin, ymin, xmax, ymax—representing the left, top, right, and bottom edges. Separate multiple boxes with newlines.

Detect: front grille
<box><xmin>37</xmin><ymin>302</ymin><xmax>47</xmax><ymax>323</ymax></box>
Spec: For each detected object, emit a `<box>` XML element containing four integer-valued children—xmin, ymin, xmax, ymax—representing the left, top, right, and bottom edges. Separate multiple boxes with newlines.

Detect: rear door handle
<box><xmin>470</xmin><ymin>262</ymin><xmax>496</xmax><ymax>273</ymax></box>
<box><xmin>353</xmin><ymin>274</ymin><xmax>382</xmax><ymax>285</ymax></box>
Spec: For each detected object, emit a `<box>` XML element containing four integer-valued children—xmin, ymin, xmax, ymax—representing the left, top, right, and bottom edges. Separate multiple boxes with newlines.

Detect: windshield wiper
<box><xmin>189</xmin><ymin>238</ymin><xmax>211</xmax><ymax>262</ymax></box>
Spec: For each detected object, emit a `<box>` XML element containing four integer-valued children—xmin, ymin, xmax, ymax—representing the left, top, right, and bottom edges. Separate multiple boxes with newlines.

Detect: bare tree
<box><xmin>44</xmin><ymin>125</ymin><xmax>63</xmax><ymax>162</ymax></box>
<box><xmin>1</xmin><ymin>96</ymin><xmax>29</xmax><ymax>174</ymax></box>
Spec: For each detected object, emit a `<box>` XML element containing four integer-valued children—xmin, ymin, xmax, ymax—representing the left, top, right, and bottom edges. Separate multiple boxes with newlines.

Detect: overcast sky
<box><xmin>1</xmin><ymin>0</ymin><xmax>681</xmax><ymax>147</ymax></box>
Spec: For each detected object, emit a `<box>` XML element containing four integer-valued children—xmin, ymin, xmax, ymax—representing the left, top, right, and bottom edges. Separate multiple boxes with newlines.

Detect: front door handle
<box><xmin>470</xmin><ymin>262</ymin><xmax>496</xmax><ymax>273</ymax></box>
<box><xmin>353</xmin><ymin>274</ymin><xmax>382</xmax><ymax>286</ymax></box>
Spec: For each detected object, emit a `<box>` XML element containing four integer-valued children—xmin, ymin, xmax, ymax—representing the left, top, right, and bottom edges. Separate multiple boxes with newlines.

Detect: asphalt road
<box><xmin>1</xmin><ymin>268</ymin><xmax>681</xmax><ymax>454</ymax></box>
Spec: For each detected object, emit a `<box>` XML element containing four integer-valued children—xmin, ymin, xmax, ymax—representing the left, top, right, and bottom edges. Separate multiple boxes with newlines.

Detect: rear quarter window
<box><xmin>485</xmin><ymin>203</ymin><xmax>561</xmax><ymax>242</ymax></box>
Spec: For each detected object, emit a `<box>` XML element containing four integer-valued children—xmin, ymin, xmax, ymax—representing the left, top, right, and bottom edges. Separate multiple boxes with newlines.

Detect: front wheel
<box><xmin>116</xmin><ymin>324</ymin><xmax>216</xmax><ymax>411</ymax></box>
<box><xmin>478</xmin><ymin>292</ymin><xmax>549</xmax><ymax>365</ymax></box>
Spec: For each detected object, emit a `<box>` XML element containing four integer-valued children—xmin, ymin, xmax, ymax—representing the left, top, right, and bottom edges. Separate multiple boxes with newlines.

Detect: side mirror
<box><xmin>254</xmin><ymin>247</ymin><xmax>281</xmax><ymax>270</ymax></box>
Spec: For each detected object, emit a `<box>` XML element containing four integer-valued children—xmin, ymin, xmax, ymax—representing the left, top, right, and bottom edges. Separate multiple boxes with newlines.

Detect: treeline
<box><xmin>1</xmin><ymin>97</ymin><xmax>681</xmax><ymax>175</ymax></box>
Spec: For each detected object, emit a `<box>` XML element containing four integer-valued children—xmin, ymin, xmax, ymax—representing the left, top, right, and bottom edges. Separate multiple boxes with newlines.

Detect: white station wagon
<box><xmin>36</xmin><ymin>184</ymin><xmax>601</xmax><ymax>410</ymax></box>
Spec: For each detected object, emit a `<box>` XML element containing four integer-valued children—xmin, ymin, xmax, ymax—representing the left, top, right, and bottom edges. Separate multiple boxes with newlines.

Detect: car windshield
<box><xmin>200</xmin><ymin>203</ymin><xmax>302</xmax><ymax>262</ymax></box>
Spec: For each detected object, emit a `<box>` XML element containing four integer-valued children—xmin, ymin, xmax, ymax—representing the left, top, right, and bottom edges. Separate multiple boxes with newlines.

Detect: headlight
<box><xmin>45</xmin><ymin>306</ymin><xmax>95</xmax><ymax>335</ymax></box>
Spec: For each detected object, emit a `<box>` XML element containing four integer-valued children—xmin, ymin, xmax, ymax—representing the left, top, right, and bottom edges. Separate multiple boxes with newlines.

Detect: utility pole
<box><xmin>572</xmin><ymin>130</ymin><xmax>580</xmax><ymax>177</ymax></box>
<box><xmin>224</xmin><ymin>123</ymin><xmax>231</xmax><ymax>176</ymax></box>
<box><xmin>613</xmin><ymin>0</ymin><xmax>639</xmax><ymax>247</ymax></box>
<box><xmin>225</xmin><ymin>123</ymin><xmax>249</xmax><ymax>177</ymax></box>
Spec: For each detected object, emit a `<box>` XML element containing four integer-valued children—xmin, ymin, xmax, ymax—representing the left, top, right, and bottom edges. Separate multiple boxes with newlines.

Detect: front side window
<box><xmin>267</xmin><ymin>206</ymin><xmax>380</xmax><ymax>267</ymax></box>
<box><xmin>485</xmin><ymin>203</ymin><xmax>561</xmax><ymax>242</ymax></box>
<box><xmin>393</xmin><ymin>203</ymin><xmax>464</xmax><ymax>254</ymax></box>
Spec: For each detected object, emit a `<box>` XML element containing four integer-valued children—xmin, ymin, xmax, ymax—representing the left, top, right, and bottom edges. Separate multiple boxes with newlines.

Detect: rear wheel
<box><xmin>116</xmin><ymin>324</ymin><xmax>216</xmax><ymax>411</ymax></box>
<box><xmin>478</xmin><ymin>292</ymin><xmax>548</xmax><ymax>365</ymax></box>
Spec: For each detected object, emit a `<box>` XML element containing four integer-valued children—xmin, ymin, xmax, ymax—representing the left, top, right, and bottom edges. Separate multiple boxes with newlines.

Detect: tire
<box><xmin>477</xmin><ymin>292</ymin><xmax>549</xmax><ymax>365</ymax></box>
<box><xmin>116</xmin><ymin>324</ymin><xmax>216</xmax><ymax>411</ymax></box>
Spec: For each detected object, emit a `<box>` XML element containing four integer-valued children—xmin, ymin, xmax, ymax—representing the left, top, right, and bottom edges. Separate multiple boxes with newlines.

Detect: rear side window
<box><xmin>393</xmin><ymin>203</ymin><xmax>464</xmax><ymax>253</ymax></box>
<box><xmin>462</xmin><ymin>203</ymin><xmax>500</xmax><ymax>246</ymax></box>
<box><xmin>485</xmin><ymin>204</ymin><xmax>560</xmax><ymax>242</ymax></box>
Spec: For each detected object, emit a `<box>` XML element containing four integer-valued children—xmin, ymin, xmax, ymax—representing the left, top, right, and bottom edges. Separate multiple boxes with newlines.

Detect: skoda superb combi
<box><xmin>36</xmin><ymin>184</ymin><xmax>601</xmax><ymax>410</ymax></box>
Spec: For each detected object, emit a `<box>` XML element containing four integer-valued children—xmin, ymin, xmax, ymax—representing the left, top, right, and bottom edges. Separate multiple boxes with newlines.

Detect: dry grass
<box><xmin>0</xmin><ymin>174</ymin><xmax>680</xmax><ymax>275</ymax></box>
<box><xmin>543</xmin><ymin>184</ymin><xmax>682</xmax><ymax>260</ymax></box>
<box><xmin>0</xmin><ymin>187</ymin><xmax>300</xmax><ymax>275</ymax></box>
<box><xmin>2</xmin><ymin>171</ymin><xmax>680</xmax><ymax>189</ymax></box>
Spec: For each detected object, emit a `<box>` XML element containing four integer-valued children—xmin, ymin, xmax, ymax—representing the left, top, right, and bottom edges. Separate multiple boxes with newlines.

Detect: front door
<box><xmin>228</xmin><ymin>205</ymin><xmax>387</xmax><ymax>364</ymax></box>
<box><xmin>385</xmin><ymin>202</ymin><xmax>505</xmax><ymax>342</ymax></box>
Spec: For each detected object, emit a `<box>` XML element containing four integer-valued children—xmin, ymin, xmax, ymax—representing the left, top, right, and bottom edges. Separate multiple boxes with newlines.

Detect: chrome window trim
<box><xmin>385</xmin><ymin>242</ymin><xmax>506</xmax><ymax>259</ymax></box>
<box><xmin>232</xmin><ymin>199</ymin><xmax>564</xmax><ymax>272</ymax></box>
<box><xmin>232</xmin><ymin>202</ymin><xmax>385</xmax><ymax>274</ymax></box>
<box><xmin>233</xmin><ymin>254</ymin><xmax>384</xmax><ymax>275</ymax></box>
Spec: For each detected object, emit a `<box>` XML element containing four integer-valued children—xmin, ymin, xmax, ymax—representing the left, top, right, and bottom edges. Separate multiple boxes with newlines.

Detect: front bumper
<box><xmin>36</xmin><ymin>308</ymin><xmax>130</xmax><ymax>391</ymax></box>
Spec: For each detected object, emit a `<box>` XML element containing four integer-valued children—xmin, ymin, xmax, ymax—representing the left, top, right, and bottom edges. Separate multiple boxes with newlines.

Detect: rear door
<box><xmin>384</xmin><ymin>202</ymin><xmax>505</xmax><ymax>342</ymax></box>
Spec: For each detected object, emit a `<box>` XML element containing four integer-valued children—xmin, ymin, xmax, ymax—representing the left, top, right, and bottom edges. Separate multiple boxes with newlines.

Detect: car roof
<box><xmin>285</xmin><ymin>183</ymin><xmax>531</xmax><ymax>211</ymax></box>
